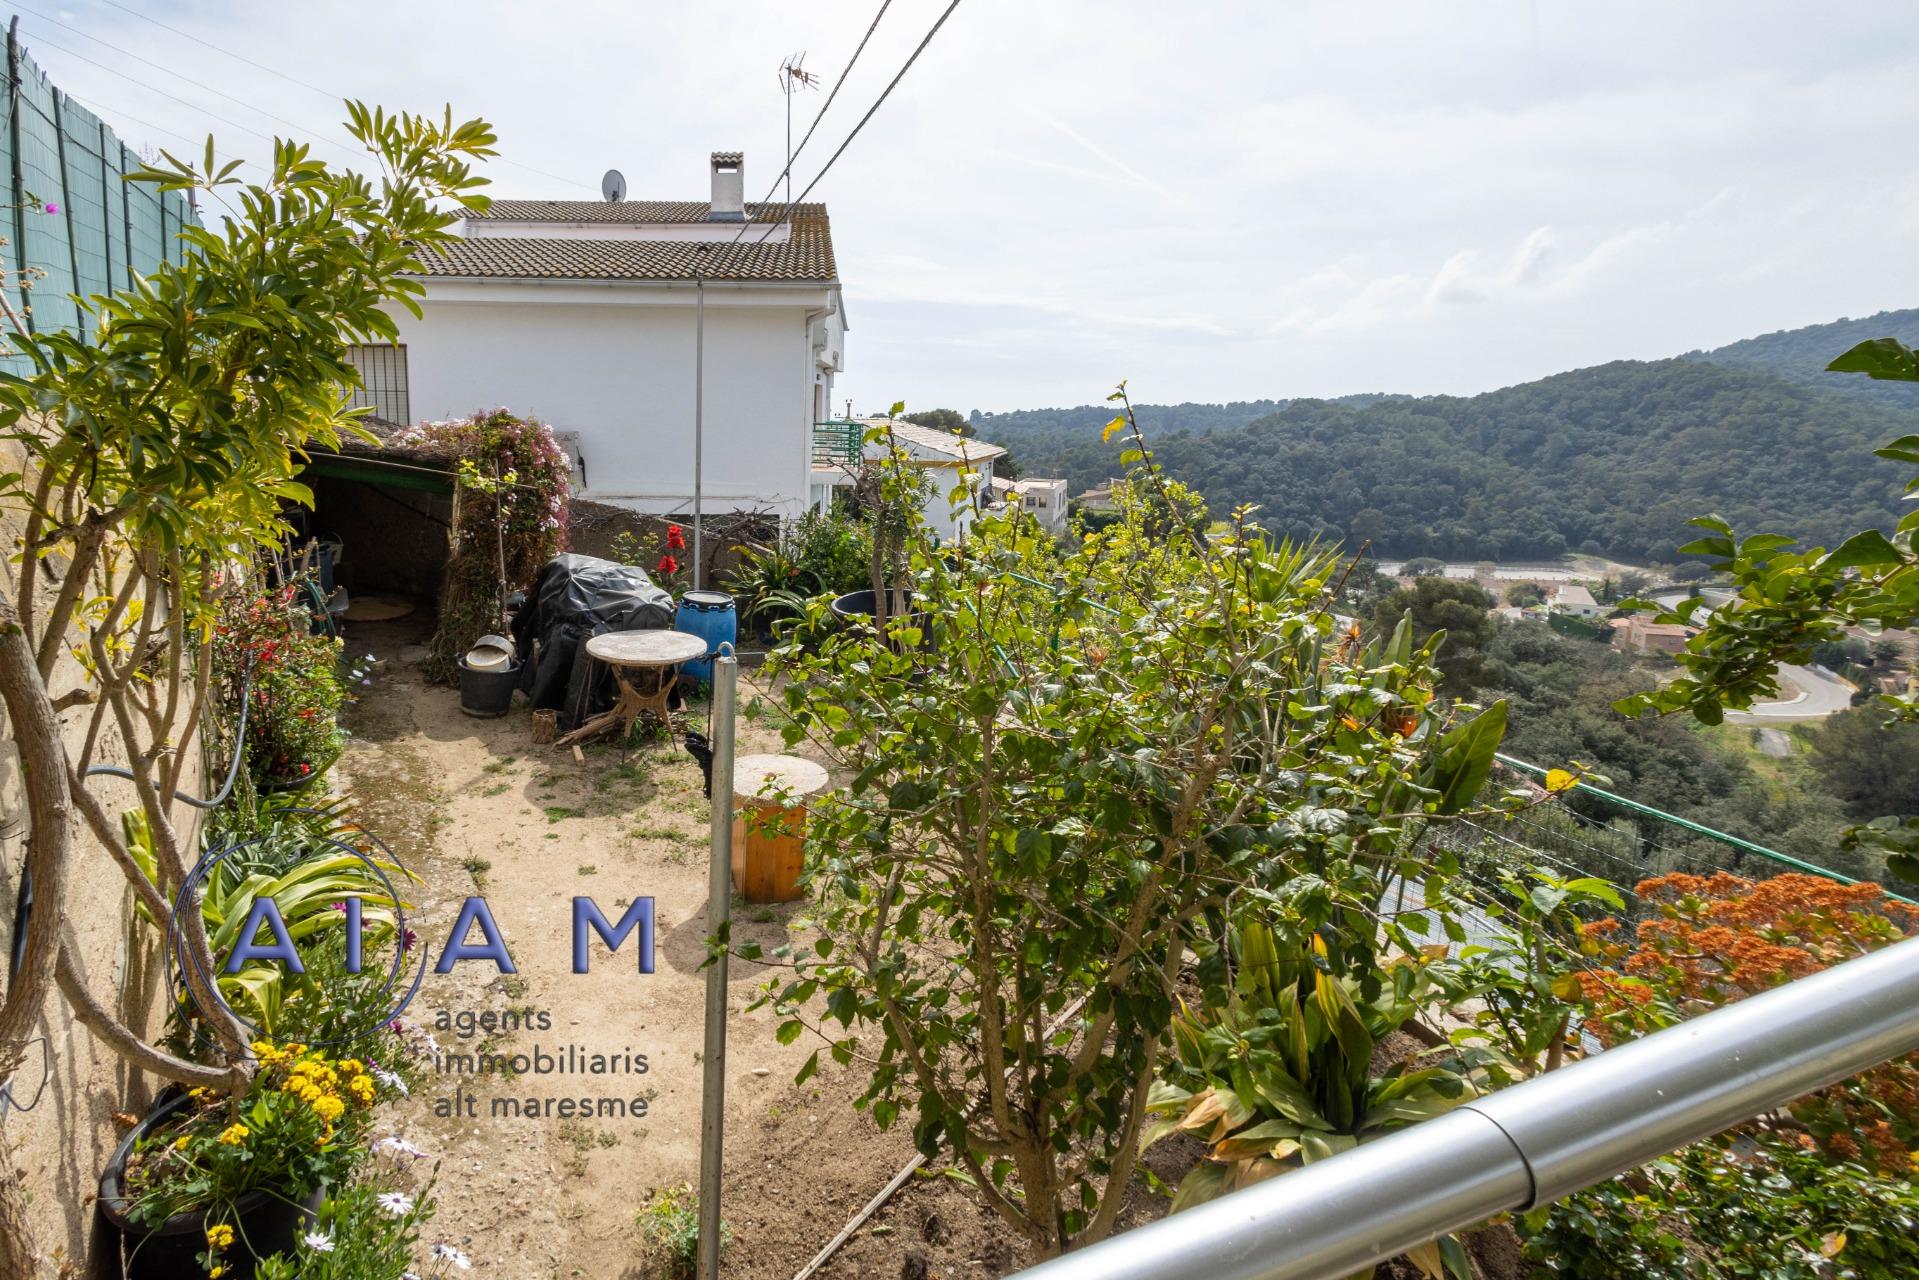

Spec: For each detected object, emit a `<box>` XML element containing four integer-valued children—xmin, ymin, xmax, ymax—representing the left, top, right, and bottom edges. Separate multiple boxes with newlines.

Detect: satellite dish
<box><xmin>601</xmin><ymin>169</ymin><xmax>627</xmax><ymax>203</ymax></box>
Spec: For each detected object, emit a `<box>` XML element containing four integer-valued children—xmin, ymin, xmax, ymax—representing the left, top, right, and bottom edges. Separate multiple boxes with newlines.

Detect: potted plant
<box><xmin>100</xmin><ymin>1041</ymin><xmax>395</xmax><ymax>1278</ymax></box>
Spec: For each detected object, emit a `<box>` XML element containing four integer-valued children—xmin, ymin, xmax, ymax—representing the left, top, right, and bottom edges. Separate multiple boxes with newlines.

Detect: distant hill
<box><xmin>970</xmin><ymin>401</ymin><xmax>1290</xmax><ymax>454</ymax></box>
<box><xmin>974</xmin><ymin>355</ymin><xmax>1913</xmax><ymax>563</ymax></box>
<box><xmin>1682</xmin><ymin>308</ymin><xmax>1919</xmax><ymax>409</ymax></box>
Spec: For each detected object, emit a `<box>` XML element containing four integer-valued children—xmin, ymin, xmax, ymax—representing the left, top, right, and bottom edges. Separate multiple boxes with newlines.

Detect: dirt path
<box><xmin>338</xmin><ymin>620</ymin><xmax>821</xmax><ymax>1278</ymax></box>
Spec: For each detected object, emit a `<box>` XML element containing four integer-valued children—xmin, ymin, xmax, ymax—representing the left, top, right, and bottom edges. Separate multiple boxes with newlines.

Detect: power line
<box><xmin>706</xmin><ymin>0</ymin><xmax>959</xmax><ymax>279</ymax></box>
<box><xmin>12</xmin><ymin>4</ymin><xmax>367</xmax><ymax>164</ymax></box>
<box><xmin>18</xmin><ymin>29</ymin><xmax>286</xmax><ymax>150</ymax></box>
<box><xmin>753</xmin><ymin>2</ymin><xmax>893</xmax><ymax>226</ymax></box>
<box><xmin>84</xmin><ymin>0</ymin><xmax>595</xmax><ymax>193</ymax></box>
<box><xmin>743</xmin><ymin>0</ymin><xmax>963</xmax><ymax>251</ymax></box>
<box><xmin>60</xmin><ymin>88</ymin><xmax>262</xmax><ymax>176</ymax></box>
<box><xmin>93</xmin><ymin>0</ymin><xmax>334</xmax><ymax>98</ymax></box>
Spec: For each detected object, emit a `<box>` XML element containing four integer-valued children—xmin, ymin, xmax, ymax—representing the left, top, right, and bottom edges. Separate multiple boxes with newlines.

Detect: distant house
<box><xmin>370</xmin><ymin>151</ymin><xmax>845</xmax><ymax>522</ymax></box>
<box><xmin>812</xmin><ymin>418</ymin><xmax>1005</xmax><ymax>541</ymax></box>
<box><xmin>1075</xmin><ymin>480</ymin><xmax>1122</xmax><ymax>514</ymax></box>
<box><xmin>1612</xmin><ymin>614</ymin><xmax>1692</xmax><ymax>655</ymax></box>
<box><xmin>1005</xmin><ymin>477</ymin><xmax>1070</xmax><ymax>535</ymax></box>
<box><xmin>1552</xmin><ymin>584</ymin><xmax>1604</xmax><ymax>619</ymax></box>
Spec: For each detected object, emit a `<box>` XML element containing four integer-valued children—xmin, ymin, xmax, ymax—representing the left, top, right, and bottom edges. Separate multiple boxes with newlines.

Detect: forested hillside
<box><xmin>978</xmin><ymin>351</ymin><xmax>1915</xmax><ymax>562</ymax></box>
<box><xmin>1683</xmin><ymin>308</ymin><xmax>1919</xmax><ymax>410</ymax></box>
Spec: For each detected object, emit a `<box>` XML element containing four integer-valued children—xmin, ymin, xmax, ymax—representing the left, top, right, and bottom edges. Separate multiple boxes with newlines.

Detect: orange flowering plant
<box><xmin>1574</xmin><ymin>871</ymin><xmax>1919</xmax><ymax>1173</ymax></box>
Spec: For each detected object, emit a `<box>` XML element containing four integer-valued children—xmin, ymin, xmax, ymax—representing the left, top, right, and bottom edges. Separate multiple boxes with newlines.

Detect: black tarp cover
<box><xmin>512</xmin><ymin>554</ymin><xmax>675</xmax><ymax>726</ymax></box>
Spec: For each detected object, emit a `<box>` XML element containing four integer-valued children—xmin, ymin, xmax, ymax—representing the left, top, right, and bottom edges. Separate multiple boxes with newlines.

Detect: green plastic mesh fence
<box><xmin>0</xmin><ymin>31</ymin><xmax>195</xmax><ymax>355</ymax></box>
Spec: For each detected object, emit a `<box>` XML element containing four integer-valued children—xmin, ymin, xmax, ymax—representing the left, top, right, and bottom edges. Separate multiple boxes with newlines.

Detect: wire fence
<box><xmin>1</xmin><ymin>26</ymin><xmax>196</xmax><ymax>351</ymax></box>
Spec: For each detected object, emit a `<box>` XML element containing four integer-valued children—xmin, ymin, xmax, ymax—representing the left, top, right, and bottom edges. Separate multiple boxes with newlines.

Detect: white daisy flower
<box><xmin>372</xmin><ymin>1066</ymin><xmax>410</xmax><ymax>1097</ymax></box>
<box><xmin>376</xmin><ymin>1191</ymin><xmax>414</xmax><ymax>1217</ymax></box>
<box><xmin>430</xmin><ymin>1243</ymin><xmax>473</xmax><ymax>1270</ymax></box>
<box><xmin>376</xmin><ymin>1135</ymin><xmax>428</xmax><ymax>1160</ymax></box>
<box><xmin>304</xmin><ymin>1231</ymin><xmax>335</xmax><ymax>1253</ymax></box>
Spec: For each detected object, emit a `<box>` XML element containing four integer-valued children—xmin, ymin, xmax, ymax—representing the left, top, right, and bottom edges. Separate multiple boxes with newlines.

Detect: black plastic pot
<box><xmin>459</xmin><ymin>658</ymin><xmax>523</xmax><ymax>717</ymax></box>
<box><xmin>829</xmin><ymin>590</ymin><xmax>932</xmax><ymax>650</ymax></box>
<box><xmin>99</xmin><ymin>1093</ymin><xmax>321</xmax><ymax>1280</ymax></box>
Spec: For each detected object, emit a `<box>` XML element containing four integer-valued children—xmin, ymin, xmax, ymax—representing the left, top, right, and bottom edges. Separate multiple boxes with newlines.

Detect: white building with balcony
<box><xmin>353</xmin><ymin>151</ymin><xmax>844</xmax><ymax>520</ymax></box>
<box><xmin>813</xmin><ymin>418</ymin><xmax>1009</xmax><ymax>542</ymax></box>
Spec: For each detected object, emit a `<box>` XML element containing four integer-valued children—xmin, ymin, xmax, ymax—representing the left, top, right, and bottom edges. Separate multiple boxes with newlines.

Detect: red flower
<box><xmin>656</xmin><ymin>554</ymin><xmax>679</xmax><ymax>577</ymax></box>
<box><xmin>665</xmin><ymin>524</ymin><xmax>686</xmax><ymax>551</ymax></box>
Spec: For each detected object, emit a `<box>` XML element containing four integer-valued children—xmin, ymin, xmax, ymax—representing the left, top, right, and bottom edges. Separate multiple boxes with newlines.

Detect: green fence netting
<box><xmin>0</xmin><ymin>29</ymin><xmax>195</xmax><ymax>354</ymax></box>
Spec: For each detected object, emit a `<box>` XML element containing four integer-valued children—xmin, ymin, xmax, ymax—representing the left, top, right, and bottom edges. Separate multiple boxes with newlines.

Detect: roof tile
<box><xmin>410</xmin><ymin>201</ymin><xmax>835</xmax><ymax>283</ymax></box>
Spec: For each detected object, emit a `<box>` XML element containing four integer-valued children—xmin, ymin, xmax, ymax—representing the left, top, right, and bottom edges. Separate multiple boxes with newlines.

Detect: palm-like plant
<box><xmin>1146</xmin><ymin>920</ymin><xmax>1486</xmax><ymax>1278</ymax></box>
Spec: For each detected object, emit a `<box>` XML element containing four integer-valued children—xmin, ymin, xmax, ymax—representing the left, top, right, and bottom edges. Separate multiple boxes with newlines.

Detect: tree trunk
<box><xmin>0</xmin><ymin>1137</ymin><xmax>43</xmax><ymax>1280</ymax></box>
<box><xmin>0</xmin><ymin>587</ymin><xmax>72</xmax><ymax>1276</ymax></box>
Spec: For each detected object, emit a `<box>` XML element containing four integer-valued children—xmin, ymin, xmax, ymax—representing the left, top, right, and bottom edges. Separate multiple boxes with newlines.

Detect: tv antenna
<box><xmin>601</xmin><ymin>169</ymin><xmax>627</xmax><ymax>203</ymax></box>
<box><xmin>778</xmin><ymin>53</ymin><xmax>820</xmax><ymax>205</ymax></box>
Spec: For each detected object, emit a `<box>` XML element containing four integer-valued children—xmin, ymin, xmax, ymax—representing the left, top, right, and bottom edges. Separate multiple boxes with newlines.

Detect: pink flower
<box><xmin>42</xmin><ymin>202</ymin><xmax>57</xmax><ymax>215</ymax></box>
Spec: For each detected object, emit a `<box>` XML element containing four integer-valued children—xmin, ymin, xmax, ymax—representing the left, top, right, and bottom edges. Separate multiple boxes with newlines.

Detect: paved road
<box><xmin>1725</xmin><ymin>664</ymin><xmax>1857</xmax><ymax>723</ymax></box>
<box><xmin>1647</xmin><ymin>592</ymin><xmax>1856</xmax><ymax>723</ymax></box>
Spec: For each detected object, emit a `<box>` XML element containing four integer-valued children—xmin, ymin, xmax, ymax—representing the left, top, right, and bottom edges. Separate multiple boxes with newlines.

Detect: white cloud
<box><xmin>14</xmin><ymin>0</ymin><xmax>1919</xmax><ymax>410</ymax></box>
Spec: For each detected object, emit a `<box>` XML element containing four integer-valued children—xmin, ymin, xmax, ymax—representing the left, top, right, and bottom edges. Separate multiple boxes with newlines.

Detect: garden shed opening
<box><xmin>298</xmin><ymin>423</ymin><xmax>456</xmax><ymax>612</ymax></box>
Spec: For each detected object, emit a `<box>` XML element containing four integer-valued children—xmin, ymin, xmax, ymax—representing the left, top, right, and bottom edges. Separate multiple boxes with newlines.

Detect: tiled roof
<box><xmin>409</xmin><ymin>202</ymin><xmax>835</xmax><ymax>283</ymax></box>
<box><xmin>870</xmin><ymin>420</ymin><xmax>1008</xmax><ymax>462</ymax></box>
<box><xmin>466</xmin><ymin>199</ymin><xmax>809</xmax><ymax>224</ymax></box>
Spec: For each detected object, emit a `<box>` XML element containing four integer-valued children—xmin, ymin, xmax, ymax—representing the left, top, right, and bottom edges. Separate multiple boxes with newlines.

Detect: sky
<box><xmin>11</xmin><ymin>1</ymin><xmax>1919</xmax><ymax>413</ymax></box>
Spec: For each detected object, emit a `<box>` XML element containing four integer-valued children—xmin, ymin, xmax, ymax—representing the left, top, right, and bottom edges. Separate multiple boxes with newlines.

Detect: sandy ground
<box><xmin>331</xmin><ymin>619</ymin><xmax>1512</xmax><ymax>1280</ymax></box>
<box><xmin>337</xmin><ymin>619</ymin><xmax>825</xmax><ymax>1278</ymax></box>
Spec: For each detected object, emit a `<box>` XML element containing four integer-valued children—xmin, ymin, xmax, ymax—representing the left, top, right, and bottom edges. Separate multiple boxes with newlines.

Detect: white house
<box><xmin>1552</xmin><ymin>583</ymin><xmax>1604</xmax><ymax>619</ymax></box>
<box><xmin>352</xmin><ymin>151</ymin><xmax>844</xmax><ymax>520</ymax></box>
<box><xmin>817</xmin><ymin>418</ymin><xmax>1006</xmax><ymax>542</ymax></box>
<box><xmin>989</xmin><ymin>476</ymin><xmax>1070</xmax><ymax>536</ymax></box>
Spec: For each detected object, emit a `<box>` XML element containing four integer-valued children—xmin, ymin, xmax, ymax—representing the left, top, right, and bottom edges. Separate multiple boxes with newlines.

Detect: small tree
<box><xmin>398</xmin><ymin>409</ymin><xmax>571</xmax><ymax>682</ymax></box>
<box><xmin>0</xmin><ymin>107</ymin><xmax>493</xmax><ymax>1275</ymax></box>
<box><xmin>1617</xmin><ymin>336</ymin><xmax>1919</xmax><ymax>874</ymax></box>
<box><xmin>753</xmin><ymin>389</ymin><xmax>1509</xmax><ymax>1257</ymax></box>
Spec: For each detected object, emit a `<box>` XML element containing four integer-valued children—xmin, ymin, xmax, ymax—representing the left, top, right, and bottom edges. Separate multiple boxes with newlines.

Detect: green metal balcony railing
<box><xmin>812</xmin><ymin>419</ymin><xmax>864</xmax><ymax>467</ymax></box>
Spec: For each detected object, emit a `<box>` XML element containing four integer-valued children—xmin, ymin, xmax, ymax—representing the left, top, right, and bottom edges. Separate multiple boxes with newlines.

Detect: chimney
<box><xmin>708</xmin><ymin>151</ymin><xmax>745</xmax><ymax>222</ymax></box>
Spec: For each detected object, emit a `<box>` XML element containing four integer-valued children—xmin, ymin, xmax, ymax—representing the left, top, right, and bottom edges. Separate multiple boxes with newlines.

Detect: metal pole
<box><xmin>696</xmin><ymin>649</ymin><xmax>737</xmax><ymax>1280</ymax></box>
<box><xmin>692</xmin><ymin>273</ymin><xmax>705</xmax><ymax>591</ymax></box>
<box><xmin>1006</xmin><ymin>932</ymin><xmax>1919</xmax><ymax>1280</ymax></box>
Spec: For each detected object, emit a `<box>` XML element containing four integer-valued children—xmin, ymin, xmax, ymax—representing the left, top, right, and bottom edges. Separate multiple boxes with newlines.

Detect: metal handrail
<box><xmin>1007</xmin><ymin>933</ymin><xmax>1919</xmax><ymax>1280</ymax></box>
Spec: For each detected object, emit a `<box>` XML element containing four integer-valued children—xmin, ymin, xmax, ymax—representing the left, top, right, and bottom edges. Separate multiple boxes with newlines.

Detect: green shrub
<box><xmin>256</xmin><ymin>1174</ymin><xmax>443</xmax><ymax>1280</ymax></box>
<box><xmin>636</xmin><ymin>1184</ymin><xmax>725</xmax><ymax>1278</ymax></box>
<box><xmin>1521</xmin><ymin>1134</ymin><xmax>1919</xmax><ymax>1279</ymax></box>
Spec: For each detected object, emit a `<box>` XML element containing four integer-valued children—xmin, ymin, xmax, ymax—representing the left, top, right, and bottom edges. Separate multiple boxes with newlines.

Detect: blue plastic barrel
<box><xmin>675</xmin><ymin>590</ymin><xmax>737</xmax><ymax>683</ymax></box>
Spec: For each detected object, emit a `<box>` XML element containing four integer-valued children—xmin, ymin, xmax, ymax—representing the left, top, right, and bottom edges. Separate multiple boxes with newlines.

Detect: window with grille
<box><xmin>344</xmin><ymin>344</ymin><xmax>410</xmax><ymax>425</ymax></box>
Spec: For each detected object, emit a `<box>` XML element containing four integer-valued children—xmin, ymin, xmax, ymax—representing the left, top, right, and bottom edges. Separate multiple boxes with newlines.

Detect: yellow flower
<box><xmin>311</xmin><ymin>1095</ymin><xmax>346</xmax><ymax>1123</ymax></box>
<box><xmin>1544</xmin><ymin>768</ymin><xmax>1580</xmax><ymax>794</ymax></box>
<box><xmin>205</xmin><ymin>1223</ymin><xmax>235</xmax><ymax>1249</ymax></box>
<box><xmin>210</xmin><ymin>1268</ymin><xmax>225</xmax><ymax>1279</ymax></box>
<box><xmin>171</xmin><ymin>1135</ymin><xmax>191</xmax><ymax>1151</ymax></box>
<box><xmin>216</xmin><ymin>1124</ymin><xmax>249</xmax><ymax>1147</ymax></box>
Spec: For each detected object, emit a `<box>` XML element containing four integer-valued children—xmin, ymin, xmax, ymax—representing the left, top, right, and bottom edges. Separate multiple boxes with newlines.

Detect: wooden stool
<box><xmin>731</xmin><ymin>754</ymin><xmax>830</xmax><ymax>904</ymax></box>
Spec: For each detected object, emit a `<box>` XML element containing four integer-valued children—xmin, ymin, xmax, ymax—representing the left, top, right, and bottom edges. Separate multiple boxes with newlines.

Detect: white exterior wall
<box><xmin>384</xmin><ymin>279</ymin><xmax>839</xmax><ymax>519</ymax></box>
